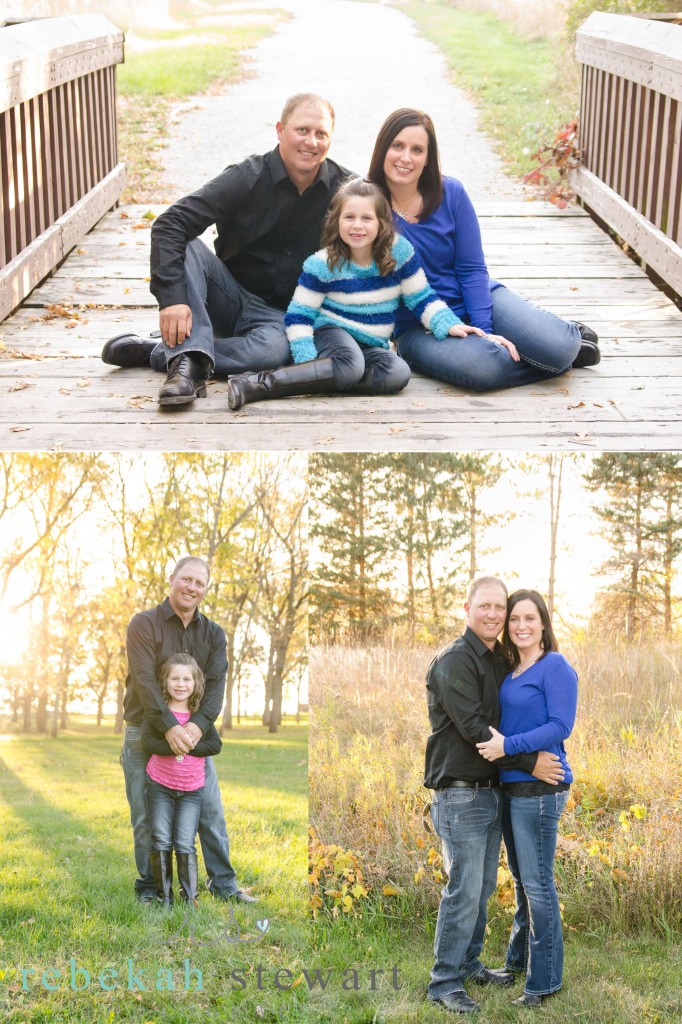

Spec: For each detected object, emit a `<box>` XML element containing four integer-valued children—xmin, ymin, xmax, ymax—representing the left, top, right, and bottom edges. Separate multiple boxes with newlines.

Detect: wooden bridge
<box><xmin>1</xmin><ymin>12</ymin><xmax>681</xmax><ymax>452</ymax></box>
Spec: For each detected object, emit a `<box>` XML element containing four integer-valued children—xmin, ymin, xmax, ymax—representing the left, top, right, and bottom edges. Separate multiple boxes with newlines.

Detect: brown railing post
<box><xmin>570</xmin><ymin>12</ymin><xmax>682</xmax><ymax>296</ymax></box>
<box><xmin>0</xmin><ymin>14</ymin><xmax>125</xmax><ymax>321</ymax></box>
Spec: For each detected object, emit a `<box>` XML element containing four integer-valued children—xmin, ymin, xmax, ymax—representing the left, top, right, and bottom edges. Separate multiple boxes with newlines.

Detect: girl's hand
<box><xmin>484</xmin><ymin>333</ymin><xmax>520</xmax><ymax>362</ymax></box>
<box><xmin>476</xmin><ymin>726</ymin><xmax>506</xmax><ymax>761</ymax></box>
<box><xmin>447</xmin><ymin>324</ymin><xmax>485</xmax><ymax>338</ymax></box>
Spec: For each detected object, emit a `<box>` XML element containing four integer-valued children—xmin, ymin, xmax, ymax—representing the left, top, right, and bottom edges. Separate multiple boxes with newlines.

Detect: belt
<box><xmin>440</xmin><ymin>779</ymin><xmax>498</xmax><ymax>790</ymax></box>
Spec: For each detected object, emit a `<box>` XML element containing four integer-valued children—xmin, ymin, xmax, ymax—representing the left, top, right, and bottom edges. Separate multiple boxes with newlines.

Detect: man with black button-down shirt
<box><xmin>121</xmin><ymin>555</ymin><xmax>254</xmax><ymax>905</ymax></box>
<box><xmin>425</xmin><ymin>576</ymin><xmax>563</xmax><ymax>1014</ymax></box>
<box><xmin>102</xmin><ymin>93</ymin><xmax>351</xmax><ymax>407</ymax></box>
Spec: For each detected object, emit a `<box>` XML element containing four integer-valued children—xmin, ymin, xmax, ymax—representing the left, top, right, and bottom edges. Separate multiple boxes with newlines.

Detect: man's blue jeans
<box><xmin>150</xmin><ymin>238</ymin><xmax>291</xmax><ymax>375</ymax></box>
<box><xmin>147</xmin><ymin>777</ymin><xmax>204</xmax><ymax>855</ymax></box>
<box><xmin>428</xmin><ymin>785</ymin><xmax>503</xmax><ymax>1001</ymax></box>
<box><xmin>502</xmin><ymin>789</ymin><xmax>569</xmax><ymax>996</ymax></box>
<box><xmin>120</xmin><ymin>726</ymin><xmax>238</xmax><ymax>897</ymax></box>
<box><xmin>396</xmin><ymin>285</ymin><xmax>581</xmax><ymax>391</ymax></box>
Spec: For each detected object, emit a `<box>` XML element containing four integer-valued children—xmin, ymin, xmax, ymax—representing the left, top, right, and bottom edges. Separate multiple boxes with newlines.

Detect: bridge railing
<box><xmin>0</xmin><ymin>14</ymin><xmax>125</xmax><ymax>321</ymax></box>
<box><xmin>570</xmin><ymin>11</ymin><xmax>682</xmax><ymax>296</ymax></box>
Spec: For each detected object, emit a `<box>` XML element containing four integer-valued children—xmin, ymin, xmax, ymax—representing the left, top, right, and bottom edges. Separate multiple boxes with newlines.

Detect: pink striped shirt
<box><xmin>146</xmin><ymin>710</ymin><xmax>205</xmax><ymax>791</ymax></box>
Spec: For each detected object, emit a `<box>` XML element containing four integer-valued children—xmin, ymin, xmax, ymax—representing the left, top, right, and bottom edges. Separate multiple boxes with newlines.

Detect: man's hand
<box><xmin>165</xmin><ymin>724</ymin><xmax>195</xmax><ymax>755</ymax></box>
<box><xmin>184</xmin><ymin>722</ymin><xmax>202</xmax><ymax>746</ymax></box>
<box><xmin>532</xmin><ymin>751</ymin><xmax>565</xmax><ymax>785</ymax></box>
<box><xmin>160</xmin><ymin>304</ymin><xmax>192</xmax><ymax>347</ymax></box>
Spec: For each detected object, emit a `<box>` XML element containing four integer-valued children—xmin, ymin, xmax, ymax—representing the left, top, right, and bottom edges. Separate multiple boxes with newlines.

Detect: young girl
<box><xmin>226</xmin><ymin>177</ymin><xmax>484</xmax><ymax>409</ymax></box>
<box><xmin>141</xmin><ymin>653</ymin><xmax>222</xmax><ymax>906</ymax></box>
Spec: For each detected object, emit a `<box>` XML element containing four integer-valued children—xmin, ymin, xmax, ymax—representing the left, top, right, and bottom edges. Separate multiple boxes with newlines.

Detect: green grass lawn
<box><xmin>403</xmin><ymin>1</ymin><xmax>579</xmax><ymax>179</ymax></box>
<box><xmin>0</xmin><ymin>719</ymin><xmax>309</xmax><ymax>1023</ymax></box>
<box><xmin>308</xmin><ymin>912</ymin><xmax>682</xmax><ymax>1023</ymax></box>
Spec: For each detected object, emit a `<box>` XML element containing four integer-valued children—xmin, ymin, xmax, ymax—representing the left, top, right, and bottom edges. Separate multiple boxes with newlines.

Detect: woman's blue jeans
<box><xmin>502</xmin><ymin>789</ymin><xmax>569</xmax><ymax>996</ymax></box>
<box><xmin>396</xmin><ymin>285</ymin><xmax>581</xmax><ymax>391</ymax></box>
<box><xmin>147</xmin><ymin>777</ymin><xmax>204</xmax><ymax>855</ymax></box>
<box><xmin>428</xmin><ymin>785</ymin><xmax>503</xmax><ymax>1001</ymax></box>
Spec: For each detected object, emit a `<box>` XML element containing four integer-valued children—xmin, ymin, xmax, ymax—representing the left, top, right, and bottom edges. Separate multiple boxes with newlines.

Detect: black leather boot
<box><xmin>158</xmin><ymin>353</ymin><xmax>209</xmax><ymax>406</ymax></box>
<box><xmin>150</xmin><ymin>849</ymin><xmax>174</xmax><ymax>906</ymax></box>
<box><xmin>176</xmin><ymin>852</ymin><xmax>199</xmax><ymax>906</ymax></box>
<box><xmin>571</xmin><ymin>322</ymin><xmax>600</xmax><ymax>368</ymax></box>
<box><xmin>102</xmin><ymin>331</ymin><xmax>160</xmax><ymax>368</ymax></box>
<box><xmin>227</xmin><ymin>358</ymin><xmax>336</xmax><ymax>411</ymax></box>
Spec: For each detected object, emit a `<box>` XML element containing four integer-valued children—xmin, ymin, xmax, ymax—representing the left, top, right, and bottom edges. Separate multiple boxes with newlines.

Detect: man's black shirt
<box><xmin>124</xmin><ymin>598</ymin><xmax>227</xmax><ymax>735</ymax></box>
<box><xmin>150</xmin><ymin>148</ymin><xmax>352</xmax><ymax>312</ymax></box>
<box><xmin>424</xmin><ymin>626</ymin><xmax>537</xmax><ymax>789</ymax></box>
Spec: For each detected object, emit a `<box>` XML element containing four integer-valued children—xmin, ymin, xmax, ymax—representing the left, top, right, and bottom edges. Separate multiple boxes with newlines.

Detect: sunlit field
<box><xmin>0</xmin><ymin>718</ymin><xmax>309</xmax><ymax>1023</ymax></box>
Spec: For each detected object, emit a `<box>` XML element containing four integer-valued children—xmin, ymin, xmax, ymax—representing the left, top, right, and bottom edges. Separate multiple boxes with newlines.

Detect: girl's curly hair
<box><xmin>322</xmin><ymin>177</ymin><xmax>396</xmax><ymax>276</ymax></box>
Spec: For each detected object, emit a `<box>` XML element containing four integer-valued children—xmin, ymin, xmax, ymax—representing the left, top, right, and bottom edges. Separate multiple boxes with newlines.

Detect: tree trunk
<box><xmin>22</xmin><ymin>686</ymin><xmax>32</xmax><ymax>732</ymax></box>
<box><xmin>36</xmin><ymin>690</ymin><xmax>48</xmax><ymax>734</ymax></box>
<box><xmin>60</xmin><ymin>685</ymin><xmax>68</xmax><ymax>730</ymax></box>
<box><xmin>114</xmin><ymin>678</ymin><xmax>124</xmax><ymax>734</ymax></box>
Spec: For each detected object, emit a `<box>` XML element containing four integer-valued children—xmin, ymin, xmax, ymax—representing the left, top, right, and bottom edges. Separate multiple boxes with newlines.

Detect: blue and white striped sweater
<box><xmin>284</xmin><ymin>234</ymin><xmax>463</xmax><ymax>363</ymax></box>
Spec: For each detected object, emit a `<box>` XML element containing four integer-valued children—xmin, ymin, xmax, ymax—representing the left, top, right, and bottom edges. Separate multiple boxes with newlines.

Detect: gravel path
<box><xmin>162</xmin><ymin>0</ymin><xmax>524</xmax><ymax>200</ymax></box>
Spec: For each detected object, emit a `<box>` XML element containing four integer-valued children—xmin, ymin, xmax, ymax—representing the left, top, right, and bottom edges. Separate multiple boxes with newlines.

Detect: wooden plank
<box><xmin>0</xmin><ymin>416</ymin><xmax>680</xmax><ymax>454</ymax></box>
<box><xmin>0</xmin><ymin>163</ymin><xmax>125</xmax><ymax>321</ymax></box>
<box><xmin>1</xmin><ymin>16</ymin><xmax>124</xmax><ymax>112</ymax></box>
<box><xmin>571</xmin><ymin>166</ymin><xmax>682</xmax><ymax>295</ymax></box>
<box><xmin>2</xmin><ymin>202</ymin><xmax>682</xmax><ymax>452</ymax></box>
<box><xmin>575</xmin><ymin>12</ymin><xmax>682</xmax><ymax>99</ymax></box>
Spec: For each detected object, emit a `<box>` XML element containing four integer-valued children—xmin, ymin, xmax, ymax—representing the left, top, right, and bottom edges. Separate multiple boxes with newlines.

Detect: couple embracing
<box><xmin>102</xmin><ymin>93</ymin><xmax>599</xmax><ymax>408</ymax></box>
<box><xmin>425</xmin><ymin>577</ymin><xmax>578</xmax><ymax>1013</ymax></box>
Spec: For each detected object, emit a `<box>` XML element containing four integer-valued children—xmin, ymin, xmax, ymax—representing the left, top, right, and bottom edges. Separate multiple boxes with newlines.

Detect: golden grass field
<box><xmin>310</xmin><ymin>638</ymin><xmax>682</xmax><ymax>934</ymax></box>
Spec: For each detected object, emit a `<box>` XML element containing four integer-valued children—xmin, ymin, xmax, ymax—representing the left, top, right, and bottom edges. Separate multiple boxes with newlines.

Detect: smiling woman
<box><xmin>367</xmin><ymin>107</ymin><xmax>601</xmax><ymax>390</ymax></box>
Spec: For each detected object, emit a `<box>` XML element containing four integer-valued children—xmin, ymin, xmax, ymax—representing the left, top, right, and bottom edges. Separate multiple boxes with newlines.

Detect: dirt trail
<box><xmin>160</xmin><ymin>0</ymin><xmax>524</xmax><ymax>200</ymax></box>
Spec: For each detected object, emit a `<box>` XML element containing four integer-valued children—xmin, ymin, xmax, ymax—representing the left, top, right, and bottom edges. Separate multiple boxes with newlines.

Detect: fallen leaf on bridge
<box><xmin>10</xmin><ymin>426</ymin><xmax>30</xmax><ymax>432</ymax></box>
<box><xmin>76</xmin><ymin>379</ymin><xmax>90</xmax><ymax>388</ymax></box>
<box><xmin>568</xmin><ymin>401</ymin><xmax>585</xmax><ymax>409</ymax></box>
<box><xmin>2</xmin><ymin>349</ymin><xmax>45</xmax><ymax>360</ymax></box>
<box><xmin>315</xmin><ymin>436</ymin><xmax>335</xmax><ymax>445</ymax></box>
<box><xmin>59</xmin><ymin>388</ymin><xmax>71</xmax><ymax>395</ymax></box>
<box><xmin>127</xmin><ymin>395</ymin><xmax>154</xmax><ymax>408</ymax></box>
<box><xmin>9</xmin><ymin>381</ymin><xmax>33</xmax><ymax>392</ymax></box>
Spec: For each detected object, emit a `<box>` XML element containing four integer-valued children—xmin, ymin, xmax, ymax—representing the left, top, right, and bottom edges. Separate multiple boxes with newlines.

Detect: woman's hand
<box><xmin>476</xmin><ymin>726</ymin><xmax>506</xmax><ymax>761</ymax></box>
<box><xmin>447</xmin><ymin>324</ymin><xmax>486</xmax><ymax>338</ymax></box>
<box><xmin>484</xmin><ymin>333</ymin><xmax>520</xmax><ymax>362</ymax></box>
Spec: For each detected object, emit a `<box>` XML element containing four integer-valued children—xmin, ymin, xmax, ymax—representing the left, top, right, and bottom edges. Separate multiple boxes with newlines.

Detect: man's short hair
<box><xmin>280</xmin><ymin>93</ymin><xmax>335</xmax><ymax>127</ymax></box>
<box><xmin>466</xmin><ymin>576</ymin><xmax>507</xmax><ymax>603</ymax></box>
<box><xmin>172</xmin><ymin>555</ymin><xmax>211</xmax><ymax>582</ymax></box>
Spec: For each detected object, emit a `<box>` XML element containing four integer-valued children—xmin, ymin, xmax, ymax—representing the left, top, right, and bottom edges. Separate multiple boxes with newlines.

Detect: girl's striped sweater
<box><xmin>284</xmin><ymin>234</ymin><xmax>463</xmax><ymax>363</ymax></box>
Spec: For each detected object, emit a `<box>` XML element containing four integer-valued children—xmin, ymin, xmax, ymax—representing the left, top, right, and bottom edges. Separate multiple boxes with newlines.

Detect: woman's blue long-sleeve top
<box><xmin>393</xmin><ymin>176</ymin><xmax>502</xmax><ymax>336</ymax></box>
<box><xmin>498</xmin><ymin>651</ymin><xmax>578</xmax><ymax>783</ymax></box>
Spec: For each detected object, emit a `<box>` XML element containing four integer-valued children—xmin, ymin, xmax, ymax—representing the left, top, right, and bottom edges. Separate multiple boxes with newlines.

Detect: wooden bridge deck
<box><xmin>1</xmin><ymin>201</ymin><xmax>681</xmax><ymax>452</ymax></box>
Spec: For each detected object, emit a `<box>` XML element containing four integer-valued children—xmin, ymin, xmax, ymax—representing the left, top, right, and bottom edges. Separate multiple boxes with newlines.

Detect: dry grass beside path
<box><xmin>117</xmin><ymin>2</ymin><xmax>287</xmax><ymax>203</ymax></box>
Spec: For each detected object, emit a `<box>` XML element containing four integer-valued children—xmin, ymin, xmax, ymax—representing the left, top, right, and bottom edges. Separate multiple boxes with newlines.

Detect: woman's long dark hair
<box><xmin>502</xmin><ymin>589</ymin><xmax>559</xmax><ymax>668</ymax></box>
<box><xmin>322</xmin><ymin>177</ymin><xmax>396</xmax><ymax>276</ymax></box>
<box><xmin>367</xmin><ymin>108</ymin><xmax>443</xmax><ymax>221</ymax></box>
